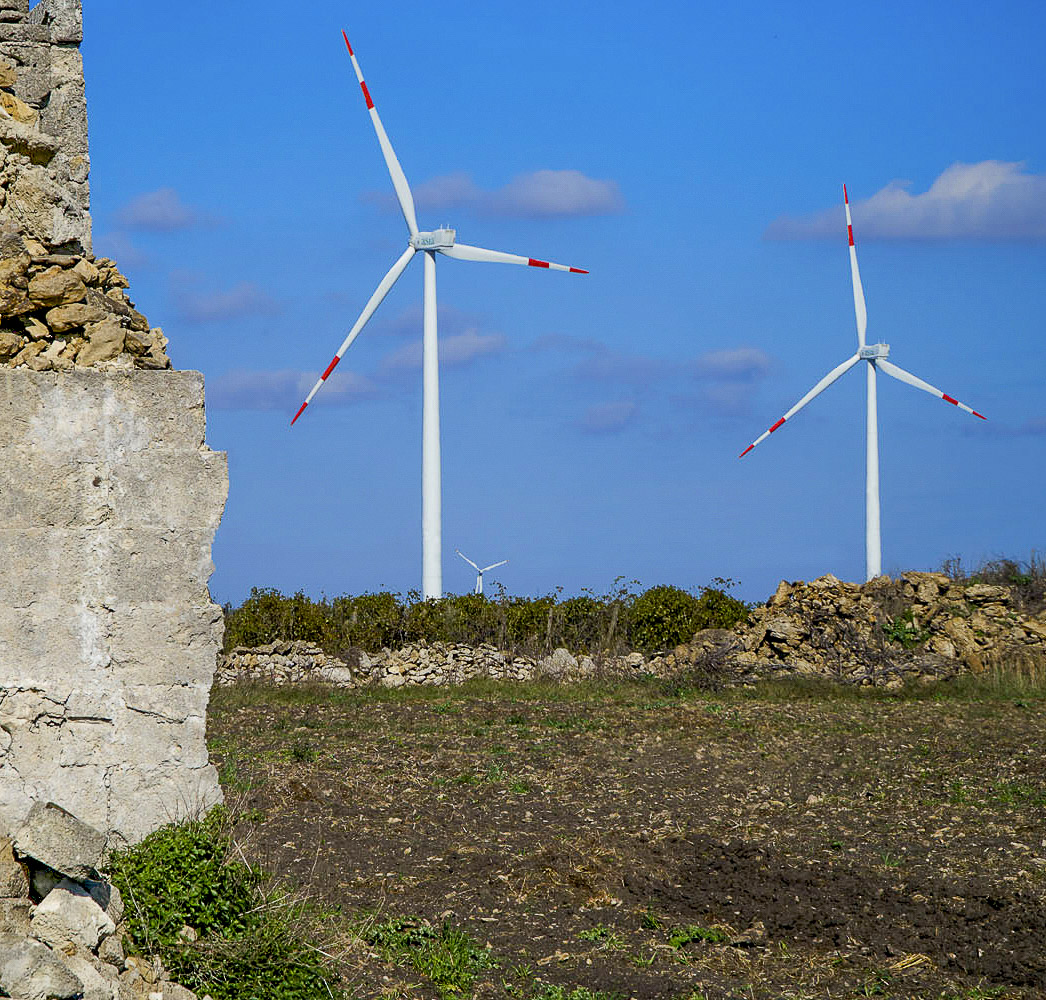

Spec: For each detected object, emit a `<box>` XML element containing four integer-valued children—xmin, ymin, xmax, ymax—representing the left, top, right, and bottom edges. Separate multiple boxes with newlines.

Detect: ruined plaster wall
<box><xmin>0</xmin><ymin>0</ymin><xmax>90</xmax><ymax>252</ymax></box>
<box><xmin>0</xmin><ymin>370</ymin><xmax>227</xmax><ymax>845</ymax></box>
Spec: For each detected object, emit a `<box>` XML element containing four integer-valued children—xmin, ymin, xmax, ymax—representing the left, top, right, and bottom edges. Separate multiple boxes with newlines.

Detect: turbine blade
<box><xmin>455</xmin><ymin>549</ymin><xmax>480</xmax><ymax>572</ymax></box>
<box><xmin>739</xmin><ymin>353</ymin><xmax>862</xmax><ymax>457</ymax></box>
<box><xmin>481</xmin><ymin>560</ymin><xmax>508</xmax><ymax>573</ymax></box>
<box><xmin>342</xmin><ymin>32</ymin><xmax>419</xmax><ymax>236</ymax></box>
<box><xmin>441</xmin><ymin>242</ymin><xmax>588</xmax><ymax>274</ymax></box>
<box><xmin>292</xmin><ymin>247</ymin><xmax>416</xmax><ymax>424</ymax></box>
<box><xmin>844</xmin><ymin>184</ymin><xmax>868</xmax><ymax>348</ymax></box>
<box><xmin>877</xmin><ymin>358</ymin><xmax>986</xmax><ymax>420</ymax></box>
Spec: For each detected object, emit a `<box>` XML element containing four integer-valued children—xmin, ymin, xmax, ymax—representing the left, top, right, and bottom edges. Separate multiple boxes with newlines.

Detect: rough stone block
<box><xmin>0</xmin><ymin>898</ymin><xmax>32</xmax><ymax>934</ymax></box>
<box><xmin>0</xmin><ymin>932</ymin><xmax>84</xmax><ymax>999</ymax></box>
<box><xmin>0</xmin><ymin>20</ymin><xmax>49</xmax><ymax>41</ymax></box>
<box><xmin>30</xmin><ymin>877</ymin><xmax>115</xmax><ymax>951</ymax></box>
<box><xmin>13</xmin><ymin>801</ymin><xmax>105</xmax><ymax>880</ymax></box>
<box><xmin>0</xmin><ymin>839</ymin><xmax>28</xmax><ymax>897</ymax></box>
<box><xmin>26</xmin><ymin>0</ymin><xmax>82</xmax><ymax>44</ymax></box>
<box><xmin>56</xmin><ymin>951</ymin><xmax>111</xmax><ymax>1000</ymax></box>
<box><xmin>0</xmin><ymin>370</ymin><xmax>226</xmax><ymax>843</ymax></box>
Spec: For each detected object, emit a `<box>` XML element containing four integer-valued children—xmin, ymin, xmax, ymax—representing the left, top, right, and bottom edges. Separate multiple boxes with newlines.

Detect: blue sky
<box><xmin>82</xmin><ymin>1</ymin><xmax>1046</xmax><ymax>604</ymax></box>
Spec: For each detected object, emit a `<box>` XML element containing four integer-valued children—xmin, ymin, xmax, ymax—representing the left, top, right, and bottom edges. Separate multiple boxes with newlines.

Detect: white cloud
<box><xmin>491</xmin><ymin>170</ymin><xmax>625</xmax><ymax>218</ymax></box>
<box><xmin>411</xmin><ymin>172</ymin><xmax>482</xmax><ymax>212</ymax></box>
<box><xmin>579</xmin><ymin>400</ymin><xmax>638</xmax><ymax>434</ymax></box>
<box><xmin>171</xmin><ymin>274</ymin><xmax>279</xmax><ymax>323</ymax></box>
<box><xmin>765</xmin><ymin>161</ymin><xmax>1046</xmax><ymax>242</ymax></box>
<box><xmin>210</xmin><ymin>368</ymin><xmax>377</xmax><ymax>411</ymax></box>
<box><xmin>381</xmin><ymin>329</ymin><xmax>509</xmax><ymax>371</ymax></box>
<box><xmin>92</xmin><ymin>231</ymin><xmax>149</xmax><ymax>271</ymax></box>
<box><xmin>116</xmin><ymin>188</ymin><xmax>207</xmax><ymax>231</ymax></box>
<box><xmin>370</xmin><ymin>169</ymin><xmax>625</xmax><ymax>220</ymax></box>
<box><xmin>693</xmin><ymin>347</ymin><xmax>772</xmax><ymax>380</ymax></box>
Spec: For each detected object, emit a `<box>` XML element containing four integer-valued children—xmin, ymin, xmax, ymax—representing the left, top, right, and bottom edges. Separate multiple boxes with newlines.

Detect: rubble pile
<box><xmin>0</xmin><ymin>248</ymin><xmax>171</xmax><ymax>371</ymax></box>
<box><xmin>726</xmin><ymin>571</ymin><xmax>1046</xmax><ymax>685</ymax></box>
<box><xmin>0</xmin><ymin>802</ymin><xmax>206</xmax><ymax>1000</ymax></box>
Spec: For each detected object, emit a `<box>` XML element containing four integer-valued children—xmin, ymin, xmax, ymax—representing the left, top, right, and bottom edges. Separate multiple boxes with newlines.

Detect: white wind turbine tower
<box><xmin>456</xmin><ymin>550</ymin><xmax>508</xmax><ymax>596</ymax></box>
<box><xmin>739</xmin><ymin>184</ymin><xmax>986</xmax><ymax>582</ymax></box>
<box><xmin>292</xmin><ymin>32</ymin><xmax>587</xmax><ymax>600</ymax></box>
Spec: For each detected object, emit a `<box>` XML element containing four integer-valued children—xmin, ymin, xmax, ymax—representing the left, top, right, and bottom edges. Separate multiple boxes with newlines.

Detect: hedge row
<box><xmin>221</xmin><ymin>580</ymin><xmax>750</xmax><ymax>657</ymax></box>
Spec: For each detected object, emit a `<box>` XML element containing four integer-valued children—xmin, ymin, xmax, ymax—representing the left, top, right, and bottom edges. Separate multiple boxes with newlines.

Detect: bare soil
<box><xmin>207</xmin><ymin>678</ymin><xmax>1046</xmax><ymax>999</ymax></box>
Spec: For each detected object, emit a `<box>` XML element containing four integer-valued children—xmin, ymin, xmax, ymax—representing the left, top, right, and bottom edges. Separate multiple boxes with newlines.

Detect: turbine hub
<box><xmin>860</xmin><ymin>343</ymin><xmax>890</xmax><ymax>360</ymax></box>
<box><xmin>411</xmin><ymin>228</ymin><xmax>456</xmax><ymax>250</ymax></box>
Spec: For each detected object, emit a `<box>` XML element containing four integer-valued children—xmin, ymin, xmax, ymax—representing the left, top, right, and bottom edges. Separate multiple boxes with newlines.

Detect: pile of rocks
<box><xmin>725</xmin><ymin>571</ymin><xmax>1046</xmax><ymax>685</ymax></box>
<box><xmin>1</xmin><ymin>802</ymin><xmax>204</xmax><ymax>1000</ymax></box>
<box><xmin>218</xmin><ymin>573</ymin><xmax>1046</xmax><ymax>692</ymax></box>
<box><xmin>0</xmin><ymin>248</ymin><xmax>171</xmax><ymax>371</ymax></box>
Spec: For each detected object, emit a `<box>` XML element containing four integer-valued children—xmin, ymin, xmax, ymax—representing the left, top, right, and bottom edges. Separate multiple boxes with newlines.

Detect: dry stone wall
<box><xmin>217</xmin><ymin>573</ymin><xmax>1046</xmax><ymax>692</ymax></box>
<box><xmin>0</xmin><ymin>370</ymin><xmax>228</xmax><ymax>846</ymax></box>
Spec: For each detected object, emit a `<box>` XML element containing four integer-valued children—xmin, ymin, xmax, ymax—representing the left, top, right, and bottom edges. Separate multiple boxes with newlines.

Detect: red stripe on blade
<box><xmin>528</xmin><ymin>258</ymin><xmax>550</xmax><ymax>268</ymax></box>
<box><xmin>321</xmin><ymin>356</ymin><xmax>341</xmax><ymax>381</ymax></box>
<box><xmin>769</xmin><ymin>418</ymin><xmax>785</xmax><ymax>433</ymax></box>
<box><xmin>848</xmin><ymin>225</ymin><xmax>854</xmax><ymax>247</ymax></box>
<box><xmin>973</xmin><ymin>410</ymin><xmax>987</xmax><ymax>420</ymax></box>
<box><xmin>739</xmin><ymin>444</ymin><xmax>755</xmax><ymax>458</ymax></box>
<box><xmin>942</xmin><ymin>394</ymin><xmax>959</xmax><ymax>406</ymax></box>
<box><xmin>569</xmin><ymin>267</ymin><xmax>589</xmax><ymax>274</ymax></box>
<box><xmin>843</xmin><ymin>183</ymin><xmax>849</xmax><ymax>204</ymax></box>
<box><xmin>361</xmin><ymin>81</ymin><xmax>374</xmax><ymax>109</ymax></box>
<box><xmin>291</xmin><ymin>402</ymin><xmax>308</xmax><ymax>425</ymax></box>
<box><xmin>342</xmin><ymin>31</ymin><xmax>353</xmax><ymax>56</ymax></box>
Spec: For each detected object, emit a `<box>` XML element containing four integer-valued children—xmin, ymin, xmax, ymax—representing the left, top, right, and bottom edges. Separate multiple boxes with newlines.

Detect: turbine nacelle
<box><xmin>859</xmin><ymin>343</ymin><xmax>890</xmax><ymax>361</ymax></box>
<box><xmin>411</xmin><ymin>229</ymin><xmax>457</xmax><ymax>251</ymax></box>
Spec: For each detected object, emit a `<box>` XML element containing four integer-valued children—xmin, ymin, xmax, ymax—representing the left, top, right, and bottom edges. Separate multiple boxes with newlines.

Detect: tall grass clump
<box><xmin>108</xmin><ymin>807</ymin><xmax>340</xmax><ymax>1000</ymax></box>
<box><xmin>942</xmin><ymin>551</ymin><xmax>1046</xmax><ymax>613</ymax></box>
<box><xmin>223</xmin><ymin>578</ymin><xmax>750</xmax><ymax>658</ymax></box>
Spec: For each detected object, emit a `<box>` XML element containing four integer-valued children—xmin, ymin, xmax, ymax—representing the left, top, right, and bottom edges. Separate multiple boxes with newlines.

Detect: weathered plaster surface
<box><xmin>0</xmin><ymin>370</ymin><xmax>227</xmax><ymax>844</ymax></box>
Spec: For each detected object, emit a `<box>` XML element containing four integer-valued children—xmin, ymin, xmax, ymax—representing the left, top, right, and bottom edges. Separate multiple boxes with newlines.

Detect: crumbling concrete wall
<box><xmin>0</xmin><ymin>0</ymin><xmax>90</xmax><ymax>252</ymax></box>
<box><xmin>0</xmin><ymin>369</ymin><xmax>227</xmax><ymax>845</ymax></box>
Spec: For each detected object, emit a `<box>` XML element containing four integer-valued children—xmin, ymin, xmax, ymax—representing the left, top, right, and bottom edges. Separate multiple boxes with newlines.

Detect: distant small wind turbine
<box><xmin>292</xmin><ymin>32</ymin><xmax>587</xmax><ymax>601</ymax></box>
<box><xmin>739</xmin><ymin>184</ymin><xmax>986</xmax><ymax>582</ymax></box>
<box><xmin>456</xmin><ymin>550</ymin><xmax>508</xmax><ymax>595</ymax></box>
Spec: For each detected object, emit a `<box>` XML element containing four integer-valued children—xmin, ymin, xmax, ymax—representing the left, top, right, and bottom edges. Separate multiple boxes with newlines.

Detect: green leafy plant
<box><xmin>882</xmin><ymin>608</ymin><xmax>930</xmax><ymax>649</ymax></box>
<box><xmin>358</xmin><ymin>915</ymin><xmax>494</xmax><ymax>998</ymax></box>
<box><xmin>667</xmin><ymin>923</ymin><xmax>730</xmax><ymax>948</ymax></box>
<box><xmin>108</xmin><ymin>808</ymin><xmax>338</xmax><ymax>1000</ymax></box>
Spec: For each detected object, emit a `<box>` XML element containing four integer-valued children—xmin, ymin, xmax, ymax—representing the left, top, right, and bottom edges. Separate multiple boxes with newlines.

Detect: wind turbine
<box><xmin>292</xmin><ymin>32</ymin><xmax>587</xmax><ymax>600</ymax></box>
<box><xmin>455</xmin><ymin>549</ymin><xmax>508</xmax><ymax>596</ymax></box>
<box><xmin>739</xmin><ymin>184</ymin><xmax>986</xmax><ymax>582</ymax></box>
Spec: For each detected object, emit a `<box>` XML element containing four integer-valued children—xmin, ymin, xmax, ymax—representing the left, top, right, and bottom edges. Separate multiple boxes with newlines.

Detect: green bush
<box><xmin>108</xmin><ymin>808</ymin><xmax>339</xmax><ymax>1000</ymax></box>
<box><xmin>221</xmin><ymin>578</ymin><xmax>746</xmax><ymax>659</ymax></box>
<box><xmin>333</xmin><ymin>591</ymin><xmax>404</xmax><ymax>651</ymax></box>
<box><xmin>627</xmin><ymin>585</ymin><xmax>701</xmax><ymax>652</ymax></box>
<box><xmin>693</xmin><ymin>578</ymin><xmax>750</xmax><ymax>630</ymax></box>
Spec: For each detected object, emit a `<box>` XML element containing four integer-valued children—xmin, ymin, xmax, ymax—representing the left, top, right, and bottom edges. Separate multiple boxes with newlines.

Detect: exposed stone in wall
<box><xmin>0</xmin><ymin>0</ymin><xmax>90</xmax><ymax>253</ymax></box>
<box><xmin>0</xmin><ymin>248</ymin><xmax>172</xmax><ymax>371</ymax></box>
<box><xmin>0</xmin><ymin>369</ymin><xmax>228</xmax><ymax>846</ymax></box>
<box><xmin>217</xmin><ymin>573</ymin><xmax>1046</xmax><ymax>693</ymax></box>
